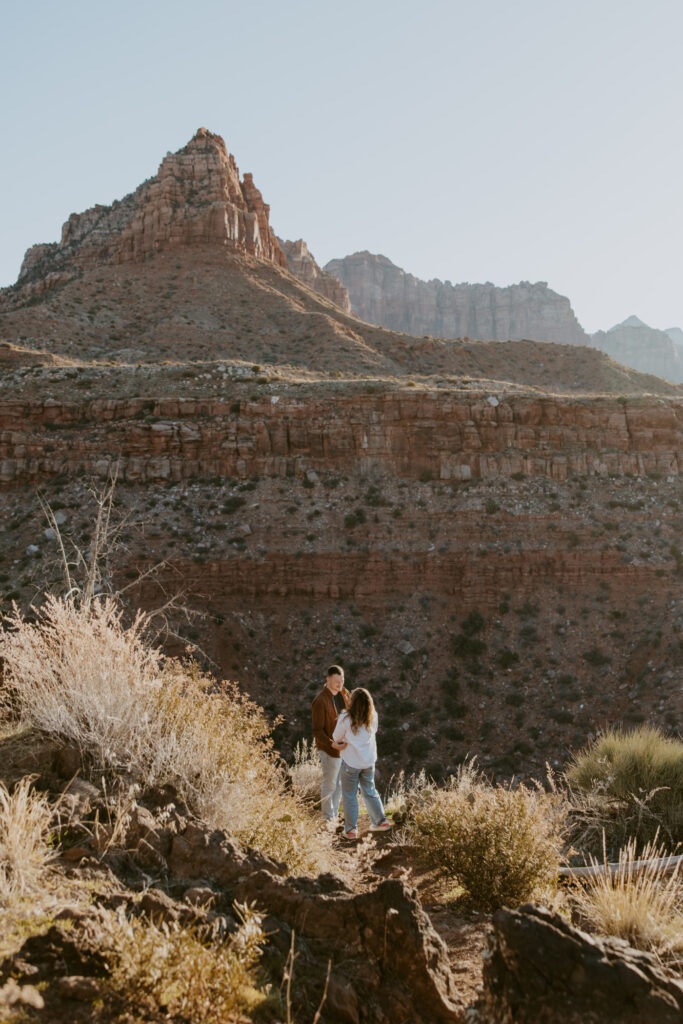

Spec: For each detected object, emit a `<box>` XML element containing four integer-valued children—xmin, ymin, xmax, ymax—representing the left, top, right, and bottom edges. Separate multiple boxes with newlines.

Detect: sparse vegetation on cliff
<box><xmin>0</xmin><ymin>596</ymin><xmax>333</xmax><ymax>875</ymax></box>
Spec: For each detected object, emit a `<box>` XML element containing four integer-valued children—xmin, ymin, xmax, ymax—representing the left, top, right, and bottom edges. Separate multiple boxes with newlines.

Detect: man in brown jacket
<box><xmin>311</xmin><ymin>665</ymin><xmax>351</xmax><ymax>824</ymax></box>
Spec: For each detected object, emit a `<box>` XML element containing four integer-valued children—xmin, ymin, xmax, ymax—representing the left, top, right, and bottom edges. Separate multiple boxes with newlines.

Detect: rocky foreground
<box><xmin>2</xmin><ymin>734</ymin><xmax>682</xmax><ymax>1024</ymax></box>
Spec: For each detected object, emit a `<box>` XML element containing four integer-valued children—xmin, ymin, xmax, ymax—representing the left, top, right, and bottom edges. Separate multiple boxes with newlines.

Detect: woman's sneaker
<box><xmin>370</xmin><ymin>819</ymin><xmax>392</xmax><ymax>832</ymax></box>
<box><xmin>344</xmin><ymin>829</ymin><xmax>359</xmax><ymax>840</ymax></box>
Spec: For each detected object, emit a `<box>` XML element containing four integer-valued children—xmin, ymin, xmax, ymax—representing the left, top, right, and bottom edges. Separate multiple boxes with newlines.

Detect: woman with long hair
<box><xmin>332</xmin><ymin>687</ymin><xmax>391</xmax><ymax>840</ymax></box>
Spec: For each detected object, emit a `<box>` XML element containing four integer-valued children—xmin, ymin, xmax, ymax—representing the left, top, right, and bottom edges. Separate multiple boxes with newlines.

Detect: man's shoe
<box><xmin>370</xmin><ymin>819</ymin><xmax>392</xmax><ymax>832</ymax></box>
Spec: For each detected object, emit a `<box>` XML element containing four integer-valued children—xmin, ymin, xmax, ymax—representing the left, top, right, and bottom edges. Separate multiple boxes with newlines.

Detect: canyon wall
<box><xmin>325</xmin><ymin>252</ymin><xmax>590</xmax><ymax>346</ymax></box>
<box><xmin>4</xmin><ymin>128</ymin><xmax>286</xmax><ymax>305</ymax></box>
<box><xmin>591</xmin><ymin>316</ymin><xmax>683</xmax><ymax>384</ymax></box>
<box><xmin>278</xmin><ymin>238</ymin><xmax>352</xmax><ymax>313</ymax></box>
<box><xmin>1</xmin><ymin>392</ymin><xmax>681</xmax><ymax>488</ymax></box>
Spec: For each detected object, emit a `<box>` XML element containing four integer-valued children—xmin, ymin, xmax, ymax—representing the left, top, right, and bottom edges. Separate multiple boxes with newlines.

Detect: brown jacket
<box><xmin>311</xmin><ymin>685</ymin><xmax>351</xmax><ymax>758</ymax></box>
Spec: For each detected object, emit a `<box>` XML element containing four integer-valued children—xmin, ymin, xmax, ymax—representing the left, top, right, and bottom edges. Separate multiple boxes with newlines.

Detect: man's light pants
<box><xmin>319</xmin><ymin>750</ymin><xmax>342</xmax><ymax>820</ymax></box>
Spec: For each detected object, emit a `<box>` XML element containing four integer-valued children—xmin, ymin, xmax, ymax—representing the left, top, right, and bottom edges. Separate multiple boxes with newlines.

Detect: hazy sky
<box><xmin>2</xmin><ymin>0</ymin><xmax>682</xmax><ymax>333</ymax></box>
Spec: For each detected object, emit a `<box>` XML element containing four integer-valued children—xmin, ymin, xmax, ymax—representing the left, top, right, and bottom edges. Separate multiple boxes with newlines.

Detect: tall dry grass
<box><xmin>567</xmin><ymin>725</ymin><xmax>683</xmax><ymax>849</ymax></box>
<box><xmin>571</xmin><ymin>839</ymin><xmax>683</xmax><ymax>970</ymax></box>
<box><xmin>289</xmin><ymin>738</ymin><xmax>322</xmax><ymax>803</ymax></box>
<box><xmin>101</xmin><ymin>903</ymin><xmax>266</xmax><ymax>1024</ymax></box>
<box><xmin>0</xmin><ymin>777</ymin><xmax>55</xmax><ymax>905</ymax></box>
<box><xmin>0</xmin><ymin>596</ymin><xmax>333</xmax><ymax>875</ymax></box>
<box><xmin>388</xmin><ymin>764</ymin><xmax>564</xmax><ymax>912</ymax></box>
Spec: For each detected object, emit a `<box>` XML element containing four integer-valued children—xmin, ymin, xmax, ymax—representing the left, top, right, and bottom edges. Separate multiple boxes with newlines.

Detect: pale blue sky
<box><xmin>2</xmin><ymin>0</ymin><xmax>682</xmax><ymax>333</ymax></box>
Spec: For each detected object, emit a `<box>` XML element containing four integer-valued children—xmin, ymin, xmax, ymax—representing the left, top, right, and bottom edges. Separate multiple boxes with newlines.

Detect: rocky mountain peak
<box><xmin>616</xmin><ymin>315</ymin><xmax>648</xmax><ymax>329</ymax></box>
<box><xmin>5</xmin><ymin>129</ymin><xmax>285</xmax><ymax>305</ymax></box>
<box><xmin>277</xmin><ymin>238</ymin><xmax>352</xmax><ymax>313</ymax></box>
<box><xmin>592</xmin><ymin>315</ymin><xmax>683</xmax><ymax>383</ymax></box>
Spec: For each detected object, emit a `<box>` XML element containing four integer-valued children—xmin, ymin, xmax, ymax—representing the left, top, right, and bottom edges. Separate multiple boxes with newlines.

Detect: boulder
<box><xmin>480</xmin><ymin>903</ymin><xmax>683</xmax><ymax>1023</ymax></box>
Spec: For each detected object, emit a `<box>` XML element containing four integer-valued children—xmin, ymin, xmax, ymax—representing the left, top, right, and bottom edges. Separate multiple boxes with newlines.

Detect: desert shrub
<box><xmin>101</xmin><ymin>904</ymin><xmax>265</xmax><ymax>1023</ymax></box>
<box><xmin>518</xmin><ymin>624</ymin><xmax>538</xmax><ymax>646</ymax></box>
<box><xmin>0</xmin><ymin>597</ymin><xmax>332</xmax><ymax>875</ymax></box>
<box><xmin>516</xmin><ymin>599</ymin><xmax>539</xmax><ymax>618</ymax></box>
<box><xmin>504</xmin><ymin>692</ymin><xmax>524</xmax><ymax>707</ymax></box>
<box><xmin>582</xmin><ymin>646</ymin><xmax>610</xmax><ymax>667</ymax></box>
<box><xmin>343</xmin><ymin>509</ymin><xmax>366</xmax><ymax>529</ymax></box>
<box><xmin>406</xmin><ymin>735</ymin><xmax>431</xmax><ymax>758</ymax></box>
<box><xmin>461</xmin><ymin>610</ymin><xmax>484</xmax><ymax>635</ymax></box>
<box><xmin>440</xmin><ymin>670</ymin><xmax>460</xmax><ymax>697</ymax></box>
<box><xmin>391</xmin><ymin>764</ymin><xmax>563</xmax><ymax>911</ymax></box>
<box><xmin>222</xmin><ymin>496</ymin><xmax>246</xmax><ymax>514</ymax></box>
<box><xmin>497</xmin><ymin>649</ymin><xmax>519</xmax><ymax>669</ymax></box>
<box><xmin>0</xmin><ymin>778</ymin><xmax>55</xmax><ymax>905</ymax></box>
<box><xmin>571</xmin><ymin>839</ymin><xmax>683</xmax><ymax>969</ymax></box>
<box><xmin>567</xmin><ymin>725</ymin><xmax>683</xmax><ymax>847</ymax></box>
<box><xmin>289</xmin><ymin>738</ymin><xmax>321</xmax><ymax>802</ymax></box>
<box><xmin>452</xmin><ymin>634</ymin><xmax>486</xmax><ymax>660</ymax></box>
<box><xmin>379</xmin><ymin>728</ymin><xmax>405</xmax><ymax>756</ymax></box>
<box><xmin>364</xmin><ymin>486</ymin><xmax>387</xmax><ymax>508</ymax></box>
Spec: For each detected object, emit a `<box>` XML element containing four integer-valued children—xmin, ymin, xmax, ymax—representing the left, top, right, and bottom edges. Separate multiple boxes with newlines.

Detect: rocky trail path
<box><xmin>328</xmin><ymin>822</ymin><xmax>490</xmax><ymax>1011</ymax></box>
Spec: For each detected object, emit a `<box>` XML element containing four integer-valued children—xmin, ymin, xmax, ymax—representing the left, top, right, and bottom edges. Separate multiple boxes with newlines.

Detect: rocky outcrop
<box><xmin>2</xmin><ymin>768</ymin><xmax>464</xmax><ymax>1024</ymax></box>
<box><xmin>5</xmin><ymin>128</ymin><xmax>286</xmax><ymax>302</ymax></box>
<box><xmin>592</xmin><ymin>316</ymin><xmax>683</xmax><ymax>384</ymax></box>
<box><xmin>325</xmin><ymin>252</ymin><xmax>589</xmax><ymax>345</ymax></box>
<box><xmin>1</xmin><ymin>392</ymin><xmax>680</xmax><ymax>488</ymax></box>
<box><xmin>480</xmin><ymin>904</ymin><xmax>683</xmax><ymax>1023</ymax></box>
<box><xmin>278</xmin><ymin>238</ymin><xmax>352</xmax><ymax>312</ymax></box>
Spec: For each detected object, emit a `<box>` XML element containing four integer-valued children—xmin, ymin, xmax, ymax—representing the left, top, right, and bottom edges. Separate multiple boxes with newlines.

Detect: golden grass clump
<box><xmin>289</xmin><ymin>738</ymin><xmax>322</xmax><ymax>803</ymax></box>
<box><xmin>567</xmin><ymin>725</ymin><xmax>683</xmax><ymax>847</ymax></box>
<box><xmin>571</xmin><ymin>839</ymin><xmax>683</xmax><ymax>970</ymax></box>
<box><xmin>0</xmin><ymin>777</ymin><xmax>55</xmax><ymax>906</ymax></box>
<box><xmin>101</xmin><ymin>903</ymin><xmax>265</xmax><ymax>1023</ymax></box>
<box><xmin>0</xmin><ymin>596</ymin><xmax>332</xmax><ymax>875</ymax></box>
<box><xmin>390</xmin><ymin>764</ymin><xmax>564</xmax><ymax>912</ymax></box>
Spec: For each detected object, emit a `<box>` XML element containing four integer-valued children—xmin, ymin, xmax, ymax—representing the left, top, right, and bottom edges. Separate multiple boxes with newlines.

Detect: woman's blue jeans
<box><xmin>340</xmin><ymin>761</ymin><xmax>386</xmax><ymax>831</ymax></box>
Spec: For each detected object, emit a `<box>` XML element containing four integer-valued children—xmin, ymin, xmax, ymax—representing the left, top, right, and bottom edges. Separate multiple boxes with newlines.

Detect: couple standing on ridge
<box><xmin>311</xmin><ymin>665</ymin><xmax>392</xmax><ymax>841</ymax></box>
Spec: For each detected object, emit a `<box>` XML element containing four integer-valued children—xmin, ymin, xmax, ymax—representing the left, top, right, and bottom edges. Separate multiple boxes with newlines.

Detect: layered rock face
<box><xmin>325</xmin><ymin>251</ymin><xmax>590</xmax><ymax>345</ymax></box>
<box><xmin>278</xmin><ymin>238</ymin><xmax>352</xmax><ymax>312</ymax></box>
<box><xmin>2</xmin><ymin>391</ymin><xmax>681</xmax><ymax>488</ymax></box>
<box><xmin>592</xmin><ymin>316</ymin><xmax>683</xmax><ymax>384</ymax></box>
<box><xmin>8</xmin><ymin>128</ymin><xmax>286</xmax><ymax>302</ymax></box>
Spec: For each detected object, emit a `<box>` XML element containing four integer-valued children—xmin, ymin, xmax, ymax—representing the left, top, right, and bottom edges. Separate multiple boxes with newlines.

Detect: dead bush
<box><xmin>1</xmin><ymin>597</ymin><xmax>332</xmax><ymax>875</ymax></box>
<box><xmin>571</xmin><ymin>838</ymin><xmax>683</xmax><ymax>970</ymax></box>
<box><xmin>0</xmin><ymin>777</ymin><xmax>55</xmax><ymax>905</ymax></box>
<box><xmin>101</xmin><ymin>903</ymin><xmax>265</xmax><ymax>1023</ymax></box>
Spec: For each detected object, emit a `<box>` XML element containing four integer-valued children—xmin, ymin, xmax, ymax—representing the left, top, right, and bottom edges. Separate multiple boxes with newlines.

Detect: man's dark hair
<box><xmin>326</xmin><ymin>665</ymin><xmax>343</xmax><ymax>678</ymax></box>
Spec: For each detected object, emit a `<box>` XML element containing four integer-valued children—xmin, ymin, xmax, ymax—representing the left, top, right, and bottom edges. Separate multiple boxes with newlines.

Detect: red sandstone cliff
<box><xmin>1</xmin><ymin>391</ymin><xmax>680</xmax><ymax>488</ymax></box>
<box><xmin>277</xmin><ymin>238</ymin><xmax>352</xmax><ymax>313</ymax></box>
<box><xmin>325</xmin><ymin>252</ymin><xmax>590</xmax><ymax>346</ymax></box>
<box><xmin>6</xmin><ymin>128</ymin><xmax>286</xmax><ymax>303</ymax></box>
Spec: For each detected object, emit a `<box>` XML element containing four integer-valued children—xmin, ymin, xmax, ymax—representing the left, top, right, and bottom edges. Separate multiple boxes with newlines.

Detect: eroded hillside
<box><xmin>0</xmin><ymin>128</ymin><xmax>681</xmax><ymax>781</ymax></box>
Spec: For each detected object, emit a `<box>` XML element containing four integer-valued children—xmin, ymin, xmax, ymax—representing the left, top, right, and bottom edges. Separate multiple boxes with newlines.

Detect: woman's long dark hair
<box><xmin>348</xmin><ymin>688</ymin><xmax>375</xmax><ymax>733</ymax></box>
